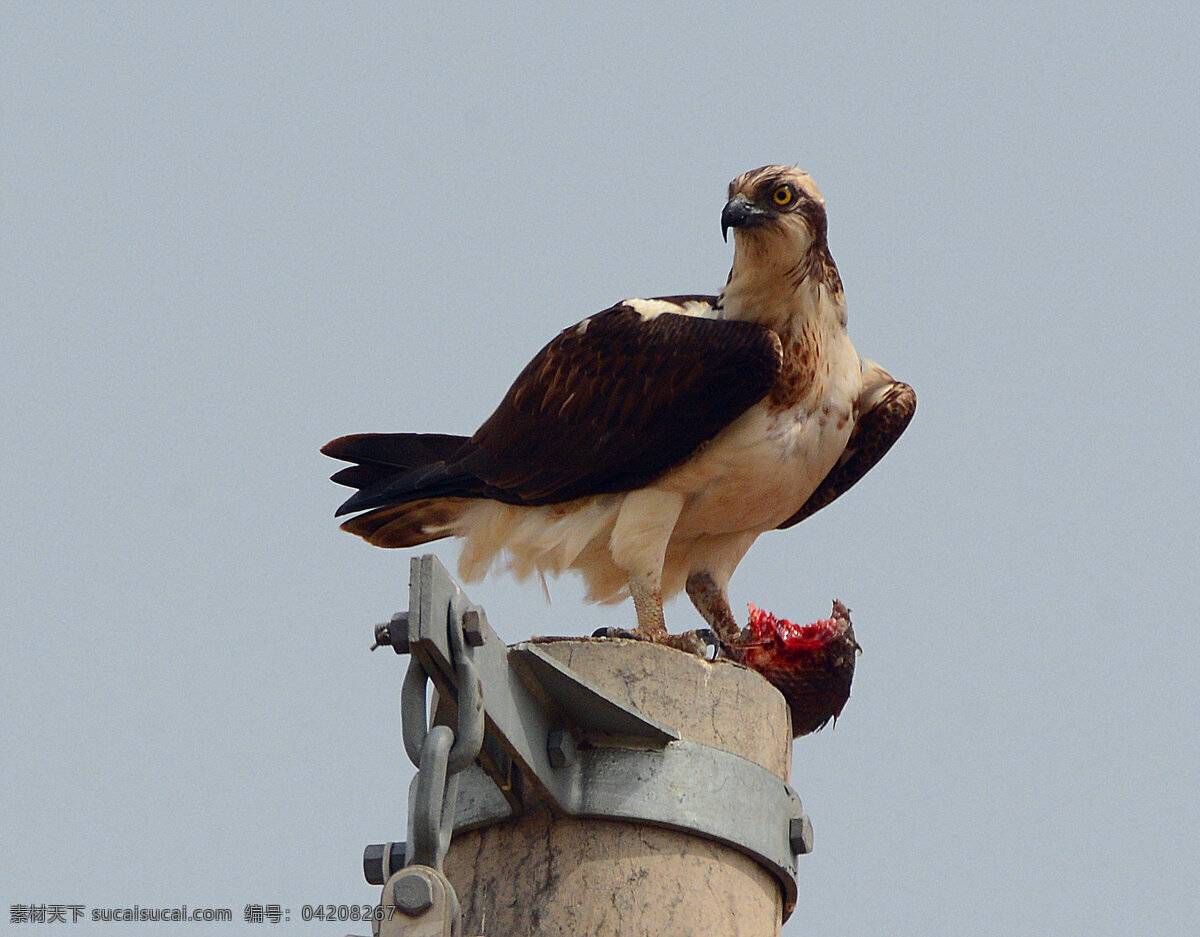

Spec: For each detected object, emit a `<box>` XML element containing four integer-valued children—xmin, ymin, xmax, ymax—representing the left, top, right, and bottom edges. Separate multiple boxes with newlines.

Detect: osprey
<box><xmin>324</xmin><ymin>166</ymin><xmax>915</xmax><ymax>653</ymax></box>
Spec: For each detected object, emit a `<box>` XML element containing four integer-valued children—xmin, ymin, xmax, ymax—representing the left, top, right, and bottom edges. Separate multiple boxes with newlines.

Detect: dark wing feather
<box><xmin>457</xmin><ymin>302</ymin><xmax>781</xmax><ymax>503</ymax></box>
<box><xmin>777</xmin><ymin>379</ymin><xmax>915</xmax><ymax>529</ymax></box>
<box><xmin>327</xmin><ymin>299</ymin><xmax>781</xmax><ymax>516</ymax></box>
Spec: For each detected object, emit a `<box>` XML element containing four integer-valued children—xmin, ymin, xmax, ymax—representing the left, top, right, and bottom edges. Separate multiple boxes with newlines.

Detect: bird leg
<box><xmin>592</xmin><ymin>577</ymin><xmax>715</xmax><ymax>656</ymax></box>
<box><xmin>630</xmin><ymin>578</ymin><xmax>716</xmax><ymax>654</ymax></box>
<box><xmin>629</xmin><ymin>577</ymin><xmax>669</xmax><ymax>640</ymax></box>
<box><xmin>685</xmin><ymin>571</ymin><xmax>744</xmax><ymax>644</ymax></box>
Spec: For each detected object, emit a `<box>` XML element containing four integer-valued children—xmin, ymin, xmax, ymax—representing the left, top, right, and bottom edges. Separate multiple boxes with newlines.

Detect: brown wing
<box><xmin>328</xmin><ymin>299</ymin><xmax>782</xmax><ymax>516</ymax></box>
<box><xmin>777</xmin><ymin>372</ymin><xmax>915</xmax><ymax>529</ymax></box>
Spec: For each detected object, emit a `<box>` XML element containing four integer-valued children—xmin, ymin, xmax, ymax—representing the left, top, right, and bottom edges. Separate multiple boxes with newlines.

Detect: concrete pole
<box><xmin>442</xmin><ymin>638</ymin><xmax>794</xmax><ymax>936</ymax></box>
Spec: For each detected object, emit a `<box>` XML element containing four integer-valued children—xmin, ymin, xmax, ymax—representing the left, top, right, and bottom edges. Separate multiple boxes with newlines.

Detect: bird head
<box><xmin>718</xmin><ymin>166</ymin><xmax>841</xmax><ymax>325</ymax></box>
<box><xmin>721</xmin><ymin>165</ymin><xmax>828</xmax><ymax>253</ymax></box>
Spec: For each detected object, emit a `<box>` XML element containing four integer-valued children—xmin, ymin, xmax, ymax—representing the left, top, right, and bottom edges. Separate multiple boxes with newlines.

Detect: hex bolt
<box><xmin>370</xmin><ymin>612</ymin><xmax>410</xmax><ymax>654</ymax></box>
<box><xmin>790</xmin><ymin>815</ymin><xmax>814</xmax><ymax>856</ymax></box>
<box><xmin>393</xmin><ymin>873</ymin><xmax>433</xmax><ymax>916</ymax></box>
<box><xmin>461</xmin><ymin>606</ymin><xmax>486</xmax><ymax>646</ymax></box>
<box><xmin>546</xmin><ymin>728</ymin><xmax>576</xmax><ymax>768</ymax></box>
<box><xmin>362</xmin><ymin>843</ymin><xmax>385</xmax><ymax>884</ymax></box>
<box><xmin>362</xmin><ymin>842</ymin><xmax>407</xmax><ymax>885</ymax></box>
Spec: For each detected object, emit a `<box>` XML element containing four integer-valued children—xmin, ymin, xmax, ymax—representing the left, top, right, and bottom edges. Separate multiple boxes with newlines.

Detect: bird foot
<box><xmin>715</xmin><ymin>625</ymin><xmax>755</xmax><ymax>649</ymax></box>
<box><xmin>663</xmin><ymin>628</ymin><xmax>719</xmax><ymax>658</ymax></box>
<box><xmin>591</xmin><ymin>626</ymin><xmax>719</xmax><ymax>659</ymax></box>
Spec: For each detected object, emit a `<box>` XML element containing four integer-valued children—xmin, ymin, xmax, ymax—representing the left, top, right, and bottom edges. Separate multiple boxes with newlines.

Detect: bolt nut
<box><xmin>362</xmin><ymin>842</ymin><xmax>406</xmax><ymax>885</ymax></box>
<box><xmin>371</xmin><ymin>612</ymin><xmax>410</xmax><ymax>654</ymax></box>
<box><xmin>546</xmin><ymin>728</ymin><xmax>576</xmax><ymax>769</ymax></box>
<box><xmin>789</xmin><ymin>815</ymin><xmax>814</xmax><ymax>856</ymax></box>
<box><xmin>461</xmin><ymin>607</ymin><xmax>486</xmax><ymax>646</ymax></box>
<box><xmin>362</xmin><ymin>843</ymin><xmax>385</xmax><ymax>884</ymax></box>
<box><xmin>393</xmin><ymin>872</ymin><xmax>433</xmax><ymax>915</ymax></box>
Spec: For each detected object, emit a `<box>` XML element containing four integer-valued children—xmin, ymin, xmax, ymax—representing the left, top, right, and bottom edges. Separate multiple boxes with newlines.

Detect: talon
<box><xmin>712</xmin><ymin>625</ymin><xmax>760</xmax><ymax>655</ymax></box>
<box><xmin>695</xmin><ymin>627</ymin><xmax>720</xmax><ymax>660</ymax></box>
<box><xmin>657</xmin><ymin>629</ymin><xmax>715</xmax><ymax>657</ymax></box>
<box><xmin>592</xmin><ymin>626</ymin><xmax>642</xmax><ymax>641</ymax></box>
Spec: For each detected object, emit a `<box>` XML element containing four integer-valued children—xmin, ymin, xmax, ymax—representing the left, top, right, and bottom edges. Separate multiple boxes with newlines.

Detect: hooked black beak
<box><xmin>721</xmin><ymin>194</ymin><xmax>773</xmax><ymax>241</ymax></box>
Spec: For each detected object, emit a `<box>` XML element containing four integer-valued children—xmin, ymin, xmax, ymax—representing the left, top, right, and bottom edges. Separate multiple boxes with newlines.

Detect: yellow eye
<box><xmin>772</xmin><ymin>185</ymin><xmax>795</xmax><ymax>207</ymax></box>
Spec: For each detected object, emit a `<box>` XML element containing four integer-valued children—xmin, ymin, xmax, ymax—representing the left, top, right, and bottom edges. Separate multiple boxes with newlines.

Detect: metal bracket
<box><xmin>369</xmin><ymin>555</ymin><xmax>812</xmax><ymax>921</ymax></box>
<box><xmin>378</xmin><ymin>865</ymin><xmax>461</xmax><ymax>937</ymax></box>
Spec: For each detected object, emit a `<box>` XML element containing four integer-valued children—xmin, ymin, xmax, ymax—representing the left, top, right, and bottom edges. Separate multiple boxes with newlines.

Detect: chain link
<box><xmin>409</xmin><ymin>725</ymin><xmax>457</xmax><ymax>869</ymax></box>
<box><xmin>399</xmin><ymin>596</ymin><xmax>485</xmax><ymax>874</ymax></box>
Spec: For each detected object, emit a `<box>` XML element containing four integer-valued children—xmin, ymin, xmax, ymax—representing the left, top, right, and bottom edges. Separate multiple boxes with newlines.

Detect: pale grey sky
<box><xmin>3</xmin><ymin>3</ymin><xmax>1198</xmax><ymax>935</ymax></box>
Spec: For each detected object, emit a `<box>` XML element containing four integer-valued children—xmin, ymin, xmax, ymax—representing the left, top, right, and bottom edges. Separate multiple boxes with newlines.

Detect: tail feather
<box><xmin>321</xmin><ymin>432</ymin><xmax>469</xmax><ymax>474</ymax></box>
<box><xmin>322</xmin><ymin>432</ymin><xmax>482</xmax><ymax>518</ymax></box>
<box><xmin>339</xmin><ymin>498</ymin><xmax>471</xmax><ymax>549</ymax></box>
<box><xmin>329</xmin><ymin>464</ymin><xmax>394</xmax><ymax>490</ymax></box>
<box><xmin>333</xmin><ymin>460</ymin><xmax>486</xmax><ymax>517</ymax></box>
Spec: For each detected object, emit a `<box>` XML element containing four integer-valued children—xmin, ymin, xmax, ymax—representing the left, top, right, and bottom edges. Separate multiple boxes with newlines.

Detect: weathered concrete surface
<box><xmin>443</xmin><ymin>638</ymin><xmax>793</xmax><ymax>936</ymax></box>
<box><xmin>538</xmin><ymin>638</ymin><xmax>792</xmax><ymax>781</ymax></box>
